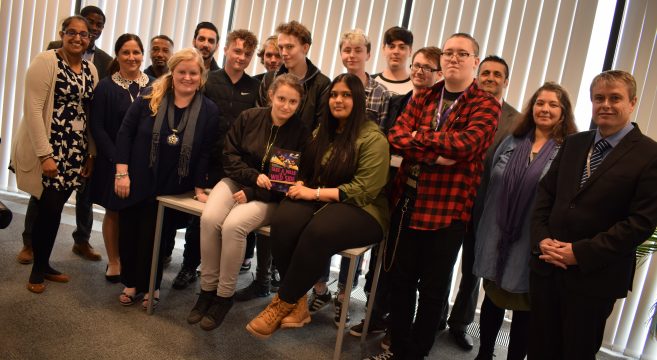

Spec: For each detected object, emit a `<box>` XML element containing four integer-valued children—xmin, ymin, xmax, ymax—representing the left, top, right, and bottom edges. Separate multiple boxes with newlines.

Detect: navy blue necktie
<box><xmin>580</xmin><ymin>139</ymin><xmax>611</xmax><ymax>186</ymax></box>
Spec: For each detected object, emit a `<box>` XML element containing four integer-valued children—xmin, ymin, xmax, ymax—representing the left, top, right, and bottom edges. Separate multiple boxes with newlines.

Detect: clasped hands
<box><xmin>538</xmin><ymin>238</ymin><xmax>578</xmax><ymax>269</ymax></box>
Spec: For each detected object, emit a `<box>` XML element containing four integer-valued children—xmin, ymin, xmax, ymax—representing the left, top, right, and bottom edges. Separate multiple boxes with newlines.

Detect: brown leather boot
<box><xmin>246</xmin><ymin>294</ymin><xmax>295</xmax><ymax>339</ymax></box>
<box><xmin>72</xmin><ymin>243</ymin><xmax>102</xmax><ymax>261</ymax></box>
<box><xmin>280</xmin><ymin>294</ymin><xmax>311</xmax><ymax>328</ymax></box>
<box><xmin>17</xmin><ymin>245</ymin><xmax>33</xmax><ymax>264</ymax></box>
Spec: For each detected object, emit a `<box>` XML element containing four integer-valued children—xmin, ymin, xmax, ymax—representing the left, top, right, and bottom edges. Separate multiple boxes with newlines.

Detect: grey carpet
<box><xmin>0</xmin><ymin>192</ymin><xmax>628</xmax><ymax>359</ymax></box>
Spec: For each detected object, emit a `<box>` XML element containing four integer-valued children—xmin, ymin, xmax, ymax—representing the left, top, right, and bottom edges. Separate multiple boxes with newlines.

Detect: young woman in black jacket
<box><xmin>187</xmin><ymin>74</ymin><xmax>310</xmax><ymax>331</ymax></box>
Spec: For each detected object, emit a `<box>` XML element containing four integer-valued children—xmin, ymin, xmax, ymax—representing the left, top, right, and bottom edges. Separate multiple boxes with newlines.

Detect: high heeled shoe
<box><xmin>105</xmin><ymin>265</ymin><xmax>120</xmax><ymax>283</ymax></box>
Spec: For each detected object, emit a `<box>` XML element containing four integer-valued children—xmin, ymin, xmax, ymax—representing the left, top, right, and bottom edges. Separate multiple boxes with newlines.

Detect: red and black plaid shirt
<box><xmin>388</xmin><ymin>80</ymin><xmax>501</xmax><ymax>230</ymax></box>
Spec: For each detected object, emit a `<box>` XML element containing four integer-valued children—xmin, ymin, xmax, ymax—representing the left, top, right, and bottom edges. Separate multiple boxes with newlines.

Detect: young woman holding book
<box><xmin>246</xmin><ymin>73</ymin><xmax>390</xmax><ymax>339</ymax></box>
<box><xmin>188</xmin><ymin>74</ymin><xmax>310</xmax><ymax>331</ymax></box>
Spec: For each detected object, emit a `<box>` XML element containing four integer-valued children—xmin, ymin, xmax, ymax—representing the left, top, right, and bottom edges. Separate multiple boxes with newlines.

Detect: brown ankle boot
<box><xmin>246</xmin><ymin>294</ymin><xmax>295</xmax><ymax>339</ymax></box>
<box><xmin>281</xmin><ymin>294</ymin><xmax>311</xmax><ymax>328</ymax></box>
<box><xmin>72</xmin><ymin>243</ymin><xmax>102</xmax><ymax>261</ymax></box>
<box><xmin>17</xmin><ymin>245</ymin><xmax>33</xmax><ymax>264</ymax></box>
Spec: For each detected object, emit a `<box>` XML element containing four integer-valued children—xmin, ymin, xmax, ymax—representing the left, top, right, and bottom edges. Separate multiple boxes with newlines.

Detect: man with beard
<box><xmin>144</xmin><ymin>35</ymin><xmax>173</xmax><ymax>78</ymax></box>
<box><xmin>192</xmin><ymin>22</ymin><xmax>220</xmax><ymax>71</ymax></box>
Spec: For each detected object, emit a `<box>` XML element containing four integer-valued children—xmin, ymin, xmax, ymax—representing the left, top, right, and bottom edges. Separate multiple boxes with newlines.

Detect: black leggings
<box><xmin>271</xmin><ymin>199</ymin><xmax>383</xmax><ymax>304</ymax></box>
<box><xmin>478</xmin><ymin>294</ymin><xmax>530</xmax><ymax>360</ymax></box>
<box><xmin>29</xmin><ymin>187</ymin><xmax>74</xmax><ymax>283</ymax></box>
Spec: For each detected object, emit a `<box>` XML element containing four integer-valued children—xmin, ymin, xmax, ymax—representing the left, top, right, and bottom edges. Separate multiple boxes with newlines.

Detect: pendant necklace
<box><xmin>167</xmin><ymin>97</ymin><xmax>191</xmax><ymax>146</ymax></box>
<box><xmin>261</xmin><ymin>125</ymin><xmax>280</xmax><ymax>172</ymax></box>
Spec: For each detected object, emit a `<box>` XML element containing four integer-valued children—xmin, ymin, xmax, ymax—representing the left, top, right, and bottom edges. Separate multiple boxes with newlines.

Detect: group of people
<box><xmin>8</xmin><ymin>5</ymin><xmax>657</xmax><ymax>360</ymax></box>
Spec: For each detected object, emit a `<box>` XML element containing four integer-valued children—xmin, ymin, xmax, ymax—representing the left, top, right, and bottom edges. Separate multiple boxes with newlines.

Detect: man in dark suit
<box><xmin>447</xmin><ymin>55</ymin><xmax>520</xmax><ymax>350</ymax></box>
<box><xmin>16</xmin><ymin>5</ymin><xmax>112</xmax><ymax>265</ymax></box>
<box><xmin>529</xmin><ymin>70</ymin><xmax>657</xmax><ymax>359</ymax></box>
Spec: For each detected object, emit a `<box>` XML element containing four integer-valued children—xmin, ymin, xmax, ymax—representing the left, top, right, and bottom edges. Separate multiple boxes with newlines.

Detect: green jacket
<box><xmin>326</xmin><ymin>121</ymin><xmax>390</xmax><ymax>232</ymax></box>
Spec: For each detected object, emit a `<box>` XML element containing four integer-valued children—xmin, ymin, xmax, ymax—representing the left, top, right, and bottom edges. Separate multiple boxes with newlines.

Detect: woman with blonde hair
<box><xmin>113</xmin><ymin>48</ymin><xmax>218</xmax><ymax>308</ymax></box>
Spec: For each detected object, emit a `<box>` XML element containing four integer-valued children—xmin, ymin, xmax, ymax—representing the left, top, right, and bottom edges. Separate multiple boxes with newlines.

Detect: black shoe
<box><xmin>105</xmin><ymin>265</ymin><xmax>120</xmax><ymax>283</ymax></box>
<box><xmin>200</xmin><ymin>296</ymin><xmax>234</xmax><ymax>331</ymax></box>
<box><xmin>270</xmin><ymin>268</ymin><xmax>281</xmax><ymax>292</ymax></box>
<box><xmin>349</xmin><ymin>318</ymin><xmax>387</xmax><ymax>337</ymax></box>
<box><xmin>234</xmin><ymin>280</ymin><xmax>270</xmax><ymax>301</ymax></box>
<box><xmin>449</xmin><ymin>328</ymin><xmax>474</xmax><ymax>350</ymax></box>
<box><xmin>173</xmin><ymin>266</ymin><xmax>197</xmax><ymax>290</ymax></box>
<box><xmin>187</xmin><ymin>290</ymin><xmax>216</xmax><ymax>324</ymax></box>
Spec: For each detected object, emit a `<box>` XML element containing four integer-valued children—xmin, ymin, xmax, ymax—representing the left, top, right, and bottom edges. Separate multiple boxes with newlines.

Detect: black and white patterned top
<box><xmin>43</xmin><ymin>52</ymin><xmax>94</xmax><ymax>191</ymax></box>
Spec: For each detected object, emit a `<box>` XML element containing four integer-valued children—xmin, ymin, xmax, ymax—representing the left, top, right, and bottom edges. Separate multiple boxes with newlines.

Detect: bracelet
<box><xmin>115</xmin><ymin>172</ymin><xmax>128</xmax><ymax>179</ymax></box>
<box><xmin>315</xmin><ymin>187</ymin><xmax>321</xmax><ymax>201</ymax></box>
<box><xmin>39</xmin><ymin>154</ymin><xmax>53</xmax><ymax>163</ymax></box>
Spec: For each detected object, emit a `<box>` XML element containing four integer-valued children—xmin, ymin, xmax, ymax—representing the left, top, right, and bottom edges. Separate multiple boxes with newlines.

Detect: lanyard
<box><xmin>434</xmin><ymin>87</ymin><xmax>461</xmax><ymax>131</ymax></box>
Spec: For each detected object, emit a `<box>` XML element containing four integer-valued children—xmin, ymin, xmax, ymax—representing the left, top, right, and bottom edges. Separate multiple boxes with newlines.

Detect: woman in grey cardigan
<box><xmin>10</xmin><ymin>15</ymin><xmax>99</xmax><ymax>294</ymax></box>
<box><xmin>472</xmin><ymin>82</ymin><xmax>577</xmax><ymax>360</ymax></box>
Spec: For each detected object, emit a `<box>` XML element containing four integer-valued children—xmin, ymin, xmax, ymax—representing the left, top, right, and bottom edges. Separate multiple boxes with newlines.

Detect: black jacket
<box><xmin>204</xmin><ymin>69</ymin><xmax>260</xmax><ymax>184</ymax></box>
<box><xmin>257</xmin><ymin>58</ymin><xmax>330</xmax><ymax>130</ymax></box>
<box><xmin>223</xmin><ymin>107</ymin><xmax>310</xmax><ymax>203</ymax></box>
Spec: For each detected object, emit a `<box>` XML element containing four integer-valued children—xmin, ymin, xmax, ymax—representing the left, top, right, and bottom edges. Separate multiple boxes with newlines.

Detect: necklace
<box><xmin>166</xmin><ymin>96</ymin><xmax>192</xmax><ymax>146</ymax></box>
<box><xmin>261</xmin><ymin>125</ymin><xmax>280</xmax><ymax>172</ymax></box>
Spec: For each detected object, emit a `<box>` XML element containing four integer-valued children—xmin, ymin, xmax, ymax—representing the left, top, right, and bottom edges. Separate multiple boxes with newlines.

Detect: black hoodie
<box><xmin>257</xmin><ymin>58</ymin><xmax>330</xmax><ymax>130</ymax></box>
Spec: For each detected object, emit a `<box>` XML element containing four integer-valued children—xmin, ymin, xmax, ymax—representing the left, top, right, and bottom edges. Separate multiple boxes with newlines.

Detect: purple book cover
<box><xmin>269</xmin><ymin>148</ymin><xmax>300</xmax><ymax>193</ymax></box>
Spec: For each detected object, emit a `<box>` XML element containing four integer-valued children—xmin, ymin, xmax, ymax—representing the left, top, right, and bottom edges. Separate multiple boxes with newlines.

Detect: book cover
<box><xmin>269</xmin><ymin>148</ymin><xmax>300</xmax><ymax>193</ymax></box>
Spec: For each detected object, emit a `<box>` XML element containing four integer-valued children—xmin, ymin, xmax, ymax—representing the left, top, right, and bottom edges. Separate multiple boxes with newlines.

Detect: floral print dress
<box><xmin>43</xmin><ymin>52</ymin><xmax>94</xmax><ymax>191</ymax></box>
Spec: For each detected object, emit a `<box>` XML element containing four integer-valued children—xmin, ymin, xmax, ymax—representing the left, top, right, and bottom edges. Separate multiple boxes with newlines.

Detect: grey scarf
<box><xmin>149</xmin><ymin>91</ymin><xmax>203</xmax><ymax>179</ymax></box>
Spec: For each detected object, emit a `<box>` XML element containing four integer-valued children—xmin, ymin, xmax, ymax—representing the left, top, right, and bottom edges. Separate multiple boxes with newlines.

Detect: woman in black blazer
<box><xmin>114</xmin><ymin>48</ymin><xmax>218</xmax><ymax>309</ymax></box>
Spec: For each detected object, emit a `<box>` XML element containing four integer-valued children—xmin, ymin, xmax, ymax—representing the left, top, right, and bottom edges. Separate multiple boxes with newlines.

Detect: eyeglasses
<box><xmin>62</xmin><ymin>29</ymin><xmax>92</xmax><ymax>39</ymax></box>
<box><xmin>441</xmin><ymin>51</ymin><xmax>475</xmax><ymax>61</ymax></box>
<box><xmin>410</xmin><ymin>63</ymin><xmax>439</xmax><ymax>73</ymax></box>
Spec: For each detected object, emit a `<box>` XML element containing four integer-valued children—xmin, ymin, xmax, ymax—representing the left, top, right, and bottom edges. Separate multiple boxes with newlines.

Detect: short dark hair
<box><xmin>412</xmin><ymin>47</ymin><xmax>442</xmax><ymax>71</ymax></box>
<box><xmin>226</xmin><ymin>29</ymin><xmax>258</xmax><ymax>51</ymax></box>
<box><xmin>194</xmin><ymin>22</ymin><xmax>219</xmax><ymax>41</ymax></box>
<box><xmin>479</xmin><ymin>55</ymin><xmax>509</xmax><ymax>79</ymax></box>
<box><xmin>383</xmin><ymin>26</ymin><xmax>413</xmax><ymax>46</ymax></box>
<box><xmin>150</xmin><ymin>35</ymin><xmax>174</xmax><ymax>47</ymax></box>
<box><xmin>446</xmin><ymin>32</ymin><xmax>480</xmax><ymax>57</ymax></box>
<box><xmin>276</xmin><ymin>21</ymin><xmax>312</xmax><ymax>46</ymax></box>
<box><xmin>513</xmin><ymin>82</ymin><xmax>577</xmax><ymax>144</ymax></box>
<box><xmin>80</xmin><ymin>5</ymin><xmax>105</xmax><ymax>23</ymax></box>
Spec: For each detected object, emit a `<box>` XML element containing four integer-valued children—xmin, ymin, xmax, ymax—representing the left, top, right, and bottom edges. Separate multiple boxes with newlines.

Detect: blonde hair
<box><xmin>145</xmin><ymin>47</ymin><xmax>208</xmax><ymax>115</ymax></box>
<box><xmin>339</xmin><ymin>28</ymin><xmax>371</xmax><ymax>52</ymax></box>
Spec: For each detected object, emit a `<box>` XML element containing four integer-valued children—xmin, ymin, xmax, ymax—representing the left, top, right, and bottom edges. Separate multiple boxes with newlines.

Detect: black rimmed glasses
<box><xmin>410</xmin><ymin>63</ymin><xmax>440</xmax><ymax>73</ymax></box>
<box><xmin>441</xmin><ymin>51</ymin><xmax>475</xmax><ymax>61</ymax></box>
<box><xmin>62</xmin><ymin>29</ymin><xmax>92</xmax><ymax>39</ymax></box>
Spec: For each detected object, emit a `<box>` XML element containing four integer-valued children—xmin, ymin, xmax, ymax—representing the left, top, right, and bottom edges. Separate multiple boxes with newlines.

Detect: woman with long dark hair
<box><xmin>10</xmin><ymin>15</ymin><xmax>99</xmax><ymax>293</ymax></box>
<box><xmin>246</xmin><ymin>73</ymin><xmax>390</xmax><ymax>339</ymax></box>
<box><xmin>472</xmin><ymin>82</ymin><xmax>577</xmax><ymax>359</ymax></box>
<box><xmin>90</xmin><ymin>33</ymin><xmax>151</xmax><ymax>283</ymax></box>
<box><xmin>113</xmin><ymin>48</ymin><xmax>218</xmax><ymax>308</ymax></box>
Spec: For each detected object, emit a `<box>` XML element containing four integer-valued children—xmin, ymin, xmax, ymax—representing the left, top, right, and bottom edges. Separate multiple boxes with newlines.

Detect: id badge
<box><xmin>72</xmin><ymin>119</ymin><xmax>85</xmax><ymax>132</ymax></box>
